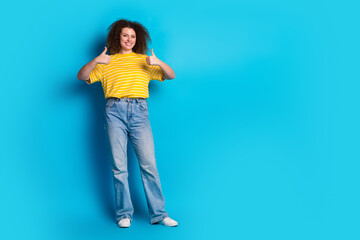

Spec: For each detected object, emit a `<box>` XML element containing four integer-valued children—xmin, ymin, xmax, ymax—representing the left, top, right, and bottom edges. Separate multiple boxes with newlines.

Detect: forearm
<box><xmin>77</xmin><ymin>59</ymin><xmax>98</xmax><ymax>81</ymax></box>
<box><xmin>157</xmin><ymin>60</ymin><xmax>175</xmax><ymax>80</ymax></box>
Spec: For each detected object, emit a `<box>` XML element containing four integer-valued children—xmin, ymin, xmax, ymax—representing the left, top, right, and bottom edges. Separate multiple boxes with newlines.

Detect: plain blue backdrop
<box><xmin>1</xmin><ymin>0</ymin><xmax>359</xmax><ymax>239</ymax></box>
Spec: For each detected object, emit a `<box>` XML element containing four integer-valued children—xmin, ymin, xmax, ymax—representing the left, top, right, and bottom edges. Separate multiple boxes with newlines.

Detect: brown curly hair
<box><xmin>106</xmin><ymin>19</ymin><xmax>151</xmax><ymax>55</ymax></box>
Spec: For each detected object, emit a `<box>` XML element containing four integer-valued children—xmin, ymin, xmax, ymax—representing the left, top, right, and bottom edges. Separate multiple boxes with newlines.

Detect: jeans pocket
<box><xmin>138</xmin><ymin>101</ymin><xmax>148</xmax><ymax>111</ymax></box>
<box><xmin>106</xmin><ymin>99</ymin><xmax>116</xmax><ymax>108</ymax></box>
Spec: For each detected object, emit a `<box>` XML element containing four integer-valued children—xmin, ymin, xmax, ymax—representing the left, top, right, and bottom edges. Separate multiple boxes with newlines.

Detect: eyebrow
<box><xmin>122</xmin><ymin>33</ymin><xmax>136</xmax><ymax>36</ymax></box>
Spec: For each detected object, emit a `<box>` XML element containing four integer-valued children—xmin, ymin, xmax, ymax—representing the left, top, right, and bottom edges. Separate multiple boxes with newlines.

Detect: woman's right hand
<box><xmin>95</xmin><ymin>47</ymin><xmax>111</xmax><ymax>64</ymax></box>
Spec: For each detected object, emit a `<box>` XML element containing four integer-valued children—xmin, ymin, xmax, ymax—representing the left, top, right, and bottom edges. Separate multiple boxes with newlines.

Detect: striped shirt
<box><xmin>87</xmin><ymin>52</ymin><xmax>164</xmax><ymax>99</ymax></box>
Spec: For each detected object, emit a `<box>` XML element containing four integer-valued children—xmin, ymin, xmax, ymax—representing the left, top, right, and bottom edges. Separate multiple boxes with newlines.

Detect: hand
<box><xmin>146</xmin><ymin>48</ymin><xmax>161</xmax><ymax>66</ymax></box>
<box><xmin>95</xmin><ymin>47</ymin><xmax>111</xmax><ymax>64</ymax></box>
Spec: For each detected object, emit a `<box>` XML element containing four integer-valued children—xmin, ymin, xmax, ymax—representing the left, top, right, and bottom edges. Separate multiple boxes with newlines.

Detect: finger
<box><xmin>146</xmin><ymin>56</ymin><xmax>150</xmax><ymax>65</ymax></box>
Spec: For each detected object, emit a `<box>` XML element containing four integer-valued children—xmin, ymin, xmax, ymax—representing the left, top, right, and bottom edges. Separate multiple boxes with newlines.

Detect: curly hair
<box><xmin>106</xmin><ymin>19</ymin><xmax>151</xmax><ymax>55</ymax></box>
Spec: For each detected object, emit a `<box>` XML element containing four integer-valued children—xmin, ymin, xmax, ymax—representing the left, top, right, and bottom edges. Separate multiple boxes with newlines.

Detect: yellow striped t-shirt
<box><xmin>87</xmin><ymin>52</ymin><xmax>164</xmax><ymax>99</ymax></box>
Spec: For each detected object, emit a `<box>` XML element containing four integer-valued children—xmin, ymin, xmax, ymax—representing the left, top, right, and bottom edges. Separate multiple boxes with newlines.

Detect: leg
<box><xmin>129</xmin><ymin>114</ymin><xmax>169</xmax><ymax>224</ymax></box>
<box><xmin>105</xmin><ymin>103</ymin><xmax>133</xmax><ymax>222</ymax></box>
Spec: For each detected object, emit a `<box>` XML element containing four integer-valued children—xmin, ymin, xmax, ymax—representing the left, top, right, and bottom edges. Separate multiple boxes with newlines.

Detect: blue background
<box><xmin>1</xmin><ymin>0</ymin><xmax>359</xmax><ymax>239</ymax></box>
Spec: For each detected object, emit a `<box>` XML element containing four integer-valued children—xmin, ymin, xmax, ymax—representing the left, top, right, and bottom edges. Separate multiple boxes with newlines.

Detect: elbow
<box><xmin>163</xmin><ymin>73</ymin><xmax>175</xmax><ymax>80</ymax></box>
<box><xmin>77</xmin><ymin>73</ymin><xmax>89</xmax><ymax>81</ymax></box>
<box><xmin>77</xmin><ymin>72</ymin><xmax>82</xmax><ymax>80</ymax></box>
<box><xmin>168</xmin><ymin>73</ymin><xmax>176</xmax><ymax>80</ymax></box>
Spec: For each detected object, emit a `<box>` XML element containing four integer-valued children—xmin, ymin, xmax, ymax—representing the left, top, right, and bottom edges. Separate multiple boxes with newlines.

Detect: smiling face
<box><xmin>120</xmin><ymin>27</ymin><xmax>136</xmax><ymax>52</ymax></box>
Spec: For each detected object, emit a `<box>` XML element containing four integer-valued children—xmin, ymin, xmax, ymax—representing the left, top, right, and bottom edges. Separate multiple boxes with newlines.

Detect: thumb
<box><xmin>102</xmin><ymin>47</ymin><xmax>107</xmax><ymax>54</ymax></box>
<box><xmin>151</xmin><ymin>48</ymin><xmax>155</xmax><ymax>56</ymax></box>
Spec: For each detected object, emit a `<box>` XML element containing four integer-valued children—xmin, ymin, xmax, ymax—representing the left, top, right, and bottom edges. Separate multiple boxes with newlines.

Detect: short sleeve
<box><xmin>87</xmin><ymin>64</ymin><xmax>103</xmax><ymax>84</ymax></box>
<box><xmin>150</xmin><ymin>65</ymin><xmax>164</xmax><ymax>82</ymax></box>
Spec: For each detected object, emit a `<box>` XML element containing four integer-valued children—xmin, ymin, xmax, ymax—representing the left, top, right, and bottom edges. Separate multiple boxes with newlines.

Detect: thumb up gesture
<box><xmin>146</xmin><ymin>48</ymin><xmax>161</xmax><ymax>66</ymax></box>
<box><xmin>95</xmin><ymin>47</ymin><xmax>111</xmax><ymax>64</ymax></box>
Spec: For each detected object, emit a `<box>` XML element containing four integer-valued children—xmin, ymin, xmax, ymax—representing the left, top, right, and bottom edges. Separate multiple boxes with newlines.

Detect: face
<box><xmin>120</xmin><ymin>27</ymin><xmax>136</xmax><ymax>51</ymax></box>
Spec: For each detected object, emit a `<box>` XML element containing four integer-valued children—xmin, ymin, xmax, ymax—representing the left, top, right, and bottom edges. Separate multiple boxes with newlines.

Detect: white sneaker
<box><xmin>160</xmin><ymin>217</ymin><xmax>178</xmax><ymax>227</ymax></box>
<box><xmin>118</xmin><ymin>218</ymin><xmax>131</xmax><ymax>228</ymax></box>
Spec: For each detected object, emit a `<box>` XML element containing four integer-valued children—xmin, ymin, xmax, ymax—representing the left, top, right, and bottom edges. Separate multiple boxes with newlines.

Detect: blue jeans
<box><xmin>104</xmin><ymin>97</ymin><xmax>169</xmax><ymax>224</ymax></box>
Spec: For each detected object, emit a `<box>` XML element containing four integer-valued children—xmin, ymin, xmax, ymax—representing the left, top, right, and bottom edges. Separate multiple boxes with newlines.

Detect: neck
<box><xmin>119</xmin><ymin>49</ymin><xmax>133</xmax><ymax>54</ymax></box>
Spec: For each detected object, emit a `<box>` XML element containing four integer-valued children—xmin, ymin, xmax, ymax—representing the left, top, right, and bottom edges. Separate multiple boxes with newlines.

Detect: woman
<box><xmin>77</xmin><ymin>19</ymin><xmax>177</xmax><ymax>228</ymax></box>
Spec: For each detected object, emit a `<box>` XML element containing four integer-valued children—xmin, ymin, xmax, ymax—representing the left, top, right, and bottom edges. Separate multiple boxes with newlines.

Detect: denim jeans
<box><xmin>104</xmin><ymin>97</ymin><xmax>169</xmax><ymax>224</ymax></box>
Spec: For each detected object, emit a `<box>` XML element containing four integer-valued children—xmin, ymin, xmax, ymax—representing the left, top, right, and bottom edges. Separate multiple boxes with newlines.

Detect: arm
<box><xmin>77</xmin><ymin>59</ymin><xmax>98</xmax><ymax>81</ymax></box>
<box><xmin>146</xmin><ymin>48</ymin><xmax>175</xmax><ymax>80</ymax></box>
<box><xmin>157</xmin><ymin>60</ymin><xmax>176</xmax><ymax>80</ymax></box>
<box><xmin>77</xmin><ymin>47</ymin><xmax>111</xmax><ymax>81</ymax></box>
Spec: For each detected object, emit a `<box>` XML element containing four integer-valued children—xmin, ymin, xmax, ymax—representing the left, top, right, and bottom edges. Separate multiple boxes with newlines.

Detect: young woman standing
<box><xmin>77</xmin><ymin>19</ymin><xmax>177</xmax><ymax>228</ymax></box>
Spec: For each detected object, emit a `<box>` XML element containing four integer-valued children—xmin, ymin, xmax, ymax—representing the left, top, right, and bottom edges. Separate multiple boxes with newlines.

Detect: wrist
<box><xmin>156</xmin><ymin>59</ymin><xmax>164</xmax><ymax>67</ymax></box>
<box><xmin>93</xmin><ymin>58</ymin><xmax>100</xmax><ymax>64</ymax></box>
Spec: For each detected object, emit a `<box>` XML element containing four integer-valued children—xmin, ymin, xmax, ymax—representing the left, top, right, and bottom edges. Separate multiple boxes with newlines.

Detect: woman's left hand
<box><xmin>146</xmin><ymin>48</ymin><xmax>161</xmax><ymax>66</ymax></box>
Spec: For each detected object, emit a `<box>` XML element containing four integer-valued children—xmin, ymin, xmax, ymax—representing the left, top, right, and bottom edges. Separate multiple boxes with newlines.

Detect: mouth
<box><xmin>125</xmin><ymin>42</ymin><xmax>132</xmax><ymax>46</ymax></box>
